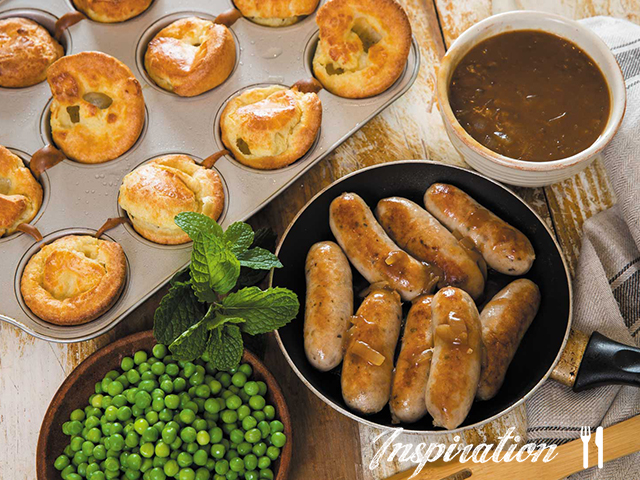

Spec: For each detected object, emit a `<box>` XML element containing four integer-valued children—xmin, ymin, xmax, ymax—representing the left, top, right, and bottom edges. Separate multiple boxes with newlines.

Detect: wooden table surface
<box><xmin>2</xmin><ymin>1</ymin><xmax>638</xmax><ymax>479</ymax></box>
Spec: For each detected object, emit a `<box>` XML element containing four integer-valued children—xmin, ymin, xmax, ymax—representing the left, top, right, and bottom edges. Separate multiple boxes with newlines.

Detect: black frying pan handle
<box><xmin>573</xmin><ymin>332</ymin><xmax>640</xmax><ymax>392</ymax></box>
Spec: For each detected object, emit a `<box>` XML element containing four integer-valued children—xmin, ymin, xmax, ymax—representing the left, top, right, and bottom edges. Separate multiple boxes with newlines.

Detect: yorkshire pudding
<box><xmin>234</xmin><ymin>0</ymin><xmax>320</xmax><ymax>27</ymax></box>
<box><xmin>21</xmin><ymin>235</ymin><xmax>127</xmax><ymax>325</ymax></box>
<box><xmin>72</xmin><ymin>0</ymin><xmax>152</xmax><ymax>23</ymax></box>
<box><xmin>47</xmin><ymin>51</ymin><xmax>145</xmax><ymax>164</ymax></box>
<box><xmin>220</xmin><ymin>85</ymin><xmax>322</xmax><ymax>170</ymax></box>
<box><xmin>312</xmin><ymin>0</ymin><xmax>412</xmax><ymax>98</ymax></box>
<box><xmin>118</xmin><ymin>154</ymin><xmax>225</xmax><ymax>244</ymax></box>
<box><xmin>144</xmin><ymin>16</ymin><xmax>236</xmax><ymax>97</ymax></box>
<box><xmin>0</xmin><ymin>17</ymin><xmax>63</xmax><ymax>88</ymax></box>
<box><xmin>0</xmin><ymin>146</ymin><xmax>43</xmax><ymax>237</ymax></box>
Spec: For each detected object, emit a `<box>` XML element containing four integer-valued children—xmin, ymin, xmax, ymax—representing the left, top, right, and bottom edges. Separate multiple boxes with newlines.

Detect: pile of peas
<box><xmin>54</xmin><ymin>344</ymin><xmax>287</xmax><ymax>480</ymax></box>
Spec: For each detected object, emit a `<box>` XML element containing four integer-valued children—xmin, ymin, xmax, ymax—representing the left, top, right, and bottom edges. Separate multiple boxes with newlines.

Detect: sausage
<box><xmin>341</xmin><ymin>287</ymin><xmax>402</xmax><ymax>415</ymax></box>
<box><xmin>304</xmin><ymin>241</ymin><xmax>354</xmax><ymax>371</ymax></box>
<box><xmin>425</xmin><ymin>287</ymin><xmax>482</xmax><ymax>430</ymax></box>
<box><xmin>477</xmin><ymin>279</ymin><xmax>541</xmax><ymax>401</ymax></box>
<box><xmin>330</xmin><ymin>192</ymin><xmax>437</xmax><ymax>301</ymax></box>
<box><xmin>424</xmin><ymin>184</ymin><xmax>535</xmax><ymax>275</ymax></box>
<box><xmin>390</xmin><ymin>295</ymin><xmax>434</xmax><ymax>424</ymax></box>
<box><xmin>376</xmin><ymin>197</ymin><xmax>485</xmax><ymax>300</ymax></box>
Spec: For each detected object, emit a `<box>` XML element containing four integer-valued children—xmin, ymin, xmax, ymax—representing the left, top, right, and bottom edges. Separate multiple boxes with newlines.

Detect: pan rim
<box><xmin>271</xmin><ymin>159</ymin><xmax>573</xmax><ymax>435</ymax></box>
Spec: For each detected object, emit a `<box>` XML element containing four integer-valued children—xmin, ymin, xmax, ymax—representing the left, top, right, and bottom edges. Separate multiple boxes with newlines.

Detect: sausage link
<box><xmin>304</xmin><ymin>241</ymin><xmax>354</xmax><ymax>371</ymax></box>
<box><xmin>424</xmin><ymin>184</ymin><xmax>535</xmax><ymax>275</ymax></box>
<box><xmin>341</xmin><ymin>288</ymin><xmax>402</xmax><ymax>415</ymax></box>
<box><xmin>477</xmin><ymin>279</ymin><xmax>541</xmax><ymax>400</ymax></box>
<box><xmin>425</xmin><ymin>287</ymin><xmax>482</xmax><ymax>429</ymax></box>
<box><xmin>376</xmin><ymin>197</ymin><xmax>485</xmax><ymax>299</ymax></box>
<box><xmin>390</xmin><ymin>295</ymin><xmax>434</xmax><ymax>424</ymax></box>
<box><xmin>330</xmin><ymin>192</ymin><xmax>436</xmax><ymax>301</ymax></box>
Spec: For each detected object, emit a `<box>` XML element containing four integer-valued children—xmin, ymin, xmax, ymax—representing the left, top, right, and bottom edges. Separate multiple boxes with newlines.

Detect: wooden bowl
<box><xmin>37</xmin><ymin>330</ymin><xmax>292</xmax><ymax>479</ymax></box>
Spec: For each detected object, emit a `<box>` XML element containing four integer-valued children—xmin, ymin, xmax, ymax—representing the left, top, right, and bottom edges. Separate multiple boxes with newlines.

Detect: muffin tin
<box><xmin>0</xmin><ymin>0</ymin><xmax>420</xmax><ymax>342</ymax></box>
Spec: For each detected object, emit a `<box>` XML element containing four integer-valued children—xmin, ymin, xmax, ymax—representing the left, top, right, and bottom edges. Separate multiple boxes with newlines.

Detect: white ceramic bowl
<box><xmin>436</xmin><ymin>11</ymin><xmax>626</xmax><ymax>187</ymax></box>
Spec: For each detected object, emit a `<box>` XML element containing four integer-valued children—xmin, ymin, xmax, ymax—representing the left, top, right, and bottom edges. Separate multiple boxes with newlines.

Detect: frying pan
<box><xmin>272</xmin><ymin>160</ymin><xmax>640</xmax><ymax>433</ymax></box>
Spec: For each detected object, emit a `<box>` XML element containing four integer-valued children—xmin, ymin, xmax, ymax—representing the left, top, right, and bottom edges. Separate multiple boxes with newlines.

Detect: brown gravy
<box><xmin>449</xmin><ymin>30</ymin><xmax>610</xmax><ymax>162</ymax></box>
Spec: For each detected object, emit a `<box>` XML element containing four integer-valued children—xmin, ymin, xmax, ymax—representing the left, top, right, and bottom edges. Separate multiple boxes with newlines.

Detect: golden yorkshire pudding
<box><xmin>0</xmin><ymin>146</ymin><xmax>43</xmax><ymax>237</ymax></box>
<box><xmin>220</xmin><ymin>85</ymin><xmax>322</xmax><ymax>170</ymax></box>
<box><xmin>312</xmin><ymin>0</ymin><xmax>412</xmax><ymax>98</ymax></box>
<box><xmin>144</xmin><ymin>17</ymin><xmax>236</xmax><ymax>97</ymax></box>
<box><xmin>47</xmin><ymin>51</ymin><xmax>145</xmax><ymax>164</ymax></box>
<box><xmin>0</xmin><ymin>17</ymin><xmax>63</xmax><ymax>88</ymax></box>
<box><xmin>118</xmin><ymin>155</ymin><xmax>225</xmax><ymax>244</ymax></box>
<box><xmin>234</xmin><ymin>0</ymin><xmax>320</xmax><ymax>27</ymax></box>
<box><xmin>20</xmin><ymin>235</ymin><xmax>126</xmax><ymax>325</ymax></box>
<box><xmin>72</xmin><ymin>0</ymin><xmax>152</xmax><ymax>23</ymax></box>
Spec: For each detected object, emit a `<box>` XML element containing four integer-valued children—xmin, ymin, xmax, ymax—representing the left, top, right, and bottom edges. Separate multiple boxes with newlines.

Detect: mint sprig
<box><xmin>153</xmin><ymin>213</ymin><xmax>298</xmax><ymax>370</ymax></box>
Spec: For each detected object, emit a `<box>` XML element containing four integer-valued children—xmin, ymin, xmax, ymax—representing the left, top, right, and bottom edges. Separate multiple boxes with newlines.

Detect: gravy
<box><xmin>449</xmin><ymin>30</ymin><xmax>610</xmax><ymax>162</ymax></box>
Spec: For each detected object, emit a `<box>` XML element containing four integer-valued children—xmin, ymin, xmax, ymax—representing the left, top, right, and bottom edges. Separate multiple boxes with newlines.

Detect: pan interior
<box><xmin>272</xmin><ymin>161</ymin><xmax>571</xmax><ymax>431</ymax></box>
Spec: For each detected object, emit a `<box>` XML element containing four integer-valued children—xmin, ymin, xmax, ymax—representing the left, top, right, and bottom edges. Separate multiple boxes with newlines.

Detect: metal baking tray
<box><xmin>0</xmin><ymin>0</ymin><xmax>420</xmax><ymax>342</ymax></box>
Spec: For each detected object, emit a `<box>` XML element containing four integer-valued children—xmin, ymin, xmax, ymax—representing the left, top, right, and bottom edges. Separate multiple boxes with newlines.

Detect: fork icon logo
<box><xmin>580</xmin><ymin>426</ymin><xmax>604</xmax><ymax>469</ymax></box>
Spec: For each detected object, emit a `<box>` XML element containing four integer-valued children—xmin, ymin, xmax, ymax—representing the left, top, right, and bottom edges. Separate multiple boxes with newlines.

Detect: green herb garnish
<box><xmin>153</xmin><ymin>212</ymin><xmax>298</xmax><ymax>369</ymax></box>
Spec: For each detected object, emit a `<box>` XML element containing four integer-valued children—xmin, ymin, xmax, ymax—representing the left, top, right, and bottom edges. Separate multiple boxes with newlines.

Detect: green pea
<box><xmin>127</xmin><ymin>453</ymin><xmax>142</xmax><ymax>471</ymax></box>
<box><xmin>54</xmin><ymin>454</ymin><xmax>70</xmax><ymax>470</ymax></box>
<box><xmin>244</xmin><ymin>429</ymin><xmax>261</xmax><ymax>444</ymax></box>
<box><xmin>195</xmin><ymin>467</ymin><xmax>211</xmax><ymax>480</ymax></box>
<box><xmin>210</xmin><ymin>443</ymin><xmax>225</xmax><ymax>459</ymax></box>
<box><xmin>221</xmin><ymin>410</ymin><xmax>237</xmax><ymax>424</ymax></box>
<box><xmin>134</xmin><ymin>351</ymin><xmax>148</xmax><ymax>365</ymax></box>
<box><xmin>152</xmin><ymin>344</ymin><xmax>167</xmax><ymax>359</ymax></box>
<box><xmin>257</xmin><ymin>456</ymin><xmax>271</xmax><ymax>470</ymax></box>
<box><xmin>252</xmin><ymin>442</ymin><xmax>267</xmax><ymax>457</ymax></box>
<box><xmin>252</xmin><ymin>411</ymin><xmax>266</xmax><ymax>422</ymax></box>
<box><xmin>241</xmin><ymin>417</ymin><xmax>257</xmax><ymax>431</ymax></box>
<box><xmin>156</xmin><ymin>441</ymin><xmax>171</xmax><ymax>458</ymax></box>
<box><xmin>177</xmin><ymin>452</ymin><xmax>193</xmax><ymax>468</ymax></box>
<box><xmin>180</xmin><ymin>426</ymin><xmax>196</xmax><ymax>443</ymax></box>
<box><xmin>179</xmin><ymin>468</ymin><xmax>196</xmax><ymax>480</ymax></box>
<box><xmin>180</xmin><ymin>409</ymin><xmax>196</xmax><ymax>424</ymax></box>
<box><xmin>94</xmin><ymin>444</ymin><xmax>107</xmax><ymax>460</ymax></box>
<box><xmin>140</xmin><ymin>443</ymin><xmax>155</xmax><ymax>458</ymax></box>
<box><xmin>193</xmin><ymin>449</ymin><xmax>208</xmax><ymax>466</ymax></box>
<box><xmin>243</xmin><ymin>454</ymin><xmax>258</xmax><ymax>471</ymax></box>
<box><xmin>214</xmin><ymin>459</ymin><xmax>229</xmax><ymax>475</ymax></box>
<box><xmin>243</xmin><ymin>382</ymin><xmax>259</xmax><ymax>397</ymax></box>
<box><xmin>197</xmin><ymin>430</ymin><xmax>210</xmax><ymax>446</ymax></box>
<box><xmin>81</xmin><ymin>441</ymin><xmax>94</xmax><ymax>456</ymax></box>
<box><xmin>126</xmin><ymin>367</ymin><xmax>141</xmax><ymax>384</ymax></box>
<box><xmin>105</xmin><ymin>457</ymin><xmax>119</xmax><ymax>472</ymax></box>
<box><xmin>209</xmin><ymin>427</ymin><xmax>223</xmax><ymax>444</ymax></box>
<box><xmin>229</xmin><ymin>457</ymin><xmax>244</xmax><ymax>473</ymax></box>
<box><xmin>166</xmin><ymin>364</ymin><xmax>180</xmax><ymax>377</ymax></box>
<box><xmin>231</xmin><ymin>373</ymin><xmax>247</xmax><ymax>388</ymax></box>
<box><xmin>263</xmin><ymin>406</ymin><xmax>275</xmax><ymax>421</ymax></box>
<box><xmin>164</xmin><ymin>459</ymin><xmax>179</xmax><ymax>477</ymax></box>
<box><xmin>270</xmin><ymin>432</ymin><xmax>286</xmax><ymax>448</ymax></box>
<box><xmin>259</xmin><ymin>470</ymin><xmax>273</xmax><ymax>480</ymax></box>
<box><xmin>135</xmin><ymin>391</ymin><xmax>152</xmax><ymax>409</ymax></box>
<box><xmin>266</xmin><ymin>446</ymin><xmax>279</xmax><ymax>461</ymax></box>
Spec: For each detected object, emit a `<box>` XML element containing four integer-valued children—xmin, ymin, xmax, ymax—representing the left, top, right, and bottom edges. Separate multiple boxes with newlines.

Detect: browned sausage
<box><xmin>424</xmin><ymin>184</ymin><xmax>535</xmax><ymax>275</ymax></box>
<box><xmin>376</xmin><ymin>197</ymin><xmax>485</xmax><ymax>299</ymax></box>
<box><xmin>341</xmin><ymin>287</ymin><xmax>402</xmax><ymax>415</ymax></box>
<box><xmin>390</xmin><ymin>295</ymin><xmax>434</xmax><ymax>424</ymax></box>
<box><xmin>304</xmin><ymin>241</ymin><xmax>354</xmax><ymax>371</ymax></box>
<box><xmin>330</xmin><ymin>192</ymin><xmax>437</xmax><ymax>301</ymax></box>
<box><xmin>425</xmin><ymin>287</ymin><xmax>482</xmax><ymax>429</ymax></box>
<box><xmin>477</xmin><ymin>279</ymin><xmax>541</xmax><ymax>401</ymax></box>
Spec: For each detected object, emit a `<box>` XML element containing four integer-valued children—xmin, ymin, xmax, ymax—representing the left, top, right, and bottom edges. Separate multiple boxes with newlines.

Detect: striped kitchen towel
<box><xmin>525</xmin><ymin>16</ymin><xmax>640</xmax><ymax>480</ymax></box>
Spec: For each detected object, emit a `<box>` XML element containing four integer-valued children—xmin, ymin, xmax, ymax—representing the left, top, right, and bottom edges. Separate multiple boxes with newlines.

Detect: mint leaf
<box><xmin>237</xmin><ymin>247</ymin><xmax>283</xmax><ymax>270</ymax></box>
<box><xmin>221</xmin><ymin>287</ymin><xmax>299</xmax><ymax>335</ymax></box>
<box><xmin>190</xmin><ymin>231</ymin><xmax>240</xmax><ymax>301</ymax></box>
<box><xmin>175</xmin><ymin>212</ymin><xmax>223</xmax><ymax>239</ymax></box>
<box><xmin>201</xmin><ymin>304</ymin><xmax>245</xmax><ymax>331</ymax></box>
<box><xmin>169</xmin><ymin>319</ymin><xmax>209</xmax><ymax>361</ymax></box>
<box><xmin>237</xmin><ymin>228</ymin><xmax>278</xmax><ymax>287</ymax></box>
<box><xmin>224</xmin><ymin>222</ymin><xmax>254</xmax><ymax>255</ymax></box>
<box><xmin>206</xmin><ymin>325</ymin><xmax>243</xmax><ymax>371</ymax></box>
<box><xmin>154</xmin><ymin>282</ymin><xmax>205</xmax><ymax>345</ymax></box>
